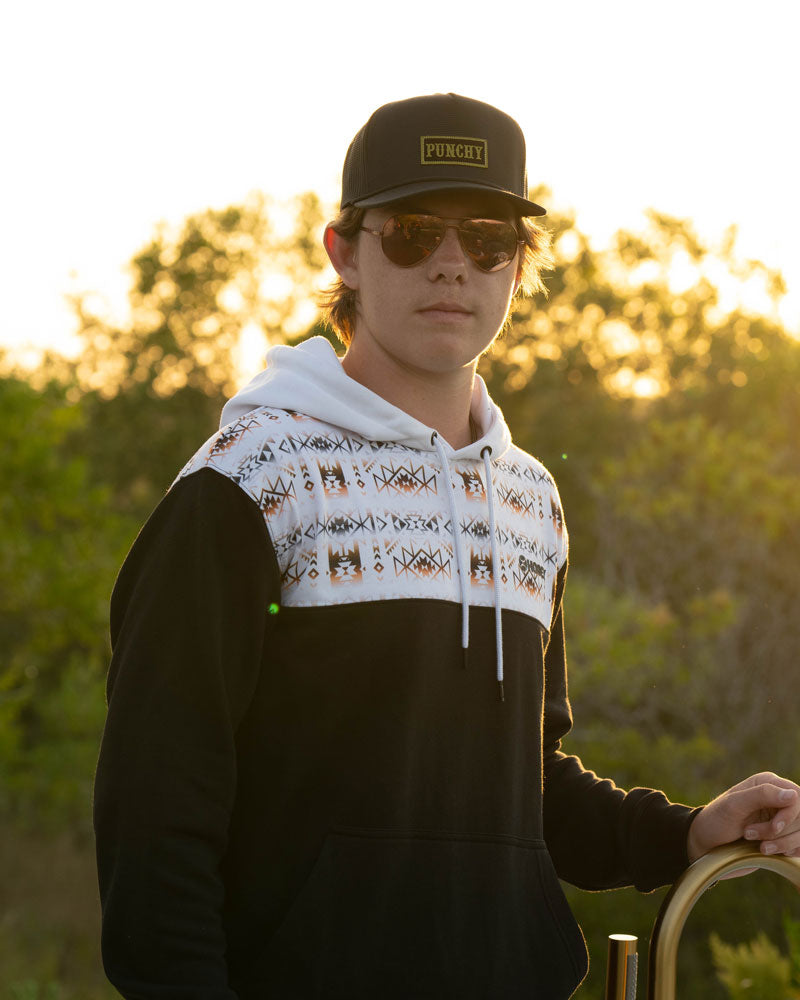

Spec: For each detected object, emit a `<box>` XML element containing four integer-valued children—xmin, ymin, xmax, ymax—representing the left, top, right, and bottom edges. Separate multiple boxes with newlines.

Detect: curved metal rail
<box><xmin>646</xmin><ymin>841</ymin><xmax>800</xmax><ymax>999</ymax></box>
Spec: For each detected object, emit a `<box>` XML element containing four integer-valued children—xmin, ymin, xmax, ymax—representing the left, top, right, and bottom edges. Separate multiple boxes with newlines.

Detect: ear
<box><xmin>324</xmin><ymin>225</ymin><xmax>360</xmax><ymax>289</ymax></box>
<box><xmin>512</xmin><ymin>259</ymin><xmax>523</xmax><ymax>296</ymax></box>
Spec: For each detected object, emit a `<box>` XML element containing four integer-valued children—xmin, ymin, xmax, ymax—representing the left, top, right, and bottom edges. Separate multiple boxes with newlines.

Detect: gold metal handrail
<box><xmin>605</xmin><ymin>841</ymin><xmax>800</xmax><ymax>999</ymax></box>
<box><xmin>648</xmin><ymin>841</ymin><xmax>800</xmax><ymax>999</ymax></box>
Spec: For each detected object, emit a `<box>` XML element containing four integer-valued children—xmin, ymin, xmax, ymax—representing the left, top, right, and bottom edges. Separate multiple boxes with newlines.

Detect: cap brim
<box><xmin>350</xmin><ymin>179</ymin><xmax>547</xmax><ymax>217</ymax></box>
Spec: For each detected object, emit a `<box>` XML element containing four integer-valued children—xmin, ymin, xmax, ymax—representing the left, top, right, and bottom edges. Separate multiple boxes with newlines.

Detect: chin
<box><xmin>412</xmin><ymin>341</ymin><xmax>486</xmax><ymax>374</ymax></box>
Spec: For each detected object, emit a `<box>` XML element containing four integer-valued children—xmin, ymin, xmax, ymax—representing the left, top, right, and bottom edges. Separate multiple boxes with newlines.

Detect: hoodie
<box><xmin>94</xmin><ymin>337</ymin><xmax>697</xmax><ymax>1000</ymax></box>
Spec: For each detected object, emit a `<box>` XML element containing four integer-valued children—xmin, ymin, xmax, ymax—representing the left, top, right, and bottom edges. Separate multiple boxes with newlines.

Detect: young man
<box><xmin>94</xmin><ymin>93</ymin><xmax>800</xmax><ymax>999</ymax></box>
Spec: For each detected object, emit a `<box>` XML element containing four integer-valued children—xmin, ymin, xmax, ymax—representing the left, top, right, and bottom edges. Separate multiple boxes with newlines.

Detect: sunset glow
<box><xmin>2</xmin><ymin>0</ymin><xmax>799</xmax><ymax>370</ymax></box>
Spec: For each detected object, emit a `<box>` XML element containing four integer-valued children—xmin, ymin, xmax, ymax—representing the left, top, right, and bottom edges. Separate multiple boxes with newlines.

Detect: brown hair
<box><xmin>318</xmin><ymin>205</ymin><xmax>554</xmax><ymax>346</ymax></box>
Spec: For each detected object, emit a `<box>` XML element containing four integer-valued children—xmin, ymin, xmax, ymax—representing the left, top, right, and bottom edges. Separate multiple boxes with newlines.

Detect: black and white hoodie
<box><xmin>94</xmin><ymin>337</ymin><xmax>697</xmax><ymax>1000</ymax></box>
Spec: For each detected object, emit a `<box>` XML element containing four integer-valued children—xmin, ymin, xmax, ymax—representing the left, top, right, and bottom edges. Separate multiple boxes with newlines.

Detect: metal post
<box><xmin>605</xmin><ymin>933</ymin><xmax>638</xmax><ymax>1000</ymax></box>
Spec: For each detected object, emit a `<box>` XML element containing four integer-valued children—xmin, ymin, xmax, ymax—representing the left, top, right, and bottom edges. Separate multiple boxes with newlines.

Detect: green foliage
<box><xmin>484</xmin><ymin>197</ymin><xmax>798</xmax><ymax>566</ymax></box>
<box><xmin>4</xmin><ymin>191</ymin><xmax>800</xmax><ymax>997</ymax></box>
<box><xmin>709</xmin><ymin>912</ymin><xmax>800</xmax><ymax>1000</ymax></box>
<box><xmin>0</xmin><ymin>821</ymin><xmax>118</xmax><ymax>999</ymax></box>
<box><xmin>67</xmin><ymin>192</ymin><xmax>328</xmax><ymax>523</ymax></box>
<box><xmin>72</xmin><ymin>192</ymin><xmax>327</xmax><ymax>400</ymax></box>
<box><xmin>786</xmin><ymin>914</ymin><xmax>800</xmax><ymax>986</ymax></box>
<box><xmin>563</xmin><ymin>572</ymin><xmax>725</xmax><ymax>800</ymax></box>
<box><xmin>0</xmin><ymin>376</ymin><xmax>136</xmax><ymax>828</ymax></box>
<box><xmin>710</xmin><ymin>931</ymin><xmax>797</xmax><ymax>1000</ymax></box>
<box><xmin>587</xmin><ymin>413</ymin><xmax>800</xmax><ymax>775</ymax></box>
<box><xmin>8</xmin><ymin>982</ymin><xmax>64</xmax><ymax>1000</ymax></box>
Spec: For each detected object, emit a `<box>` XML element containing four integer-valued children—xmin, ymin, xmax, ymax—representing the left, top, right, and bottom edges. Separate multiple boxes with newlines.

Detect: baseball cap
<box><xmin>340</xmin><ymin>93</ymin><xmax>546</xmax><ymax>217</ymax></box>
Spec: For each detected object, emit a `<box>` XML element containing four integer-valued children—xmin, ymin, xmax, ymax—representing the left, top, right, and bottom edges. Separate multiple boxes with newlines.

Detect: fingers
<box><xmin>743</xmin><ymin>809</ymin><xmax>796</xmax><ymax>841</ymax></box>
<box><xmin>763</xmin><ymin>788</ymin><xmax>800</xmax><ymax>836</ymax></box>
<box><xmin>744</xmin><ymin>820</ymin><xmax>784</xmax><ymax>841</ymax></box>
<box><xmin>687</xmin><ymin>775</ymin><xmax>800</xmax><ymax>862</ymax></box>
<box><xmin>745</xmin><ymin>823</ymin><xmax>800</xmax><ymax>857</ymax></box>
<box><xmin>729</xmin><ymin>783</ymin><xmax>799</xmax><ymax>825</ymax></box>
<box><xmin>749</xmin><ymin>772</ymin><xmax>800</xmax><ymax>792</ymax></box>
<box><xmin>740</xmin><ymin>782</ymin><xmax>800</xmax><ymax>857</ymax></box>
<box><xmin>725</xmin><ymin>771</ymin><xmax>792</xmax><ymax>794</ymax></box>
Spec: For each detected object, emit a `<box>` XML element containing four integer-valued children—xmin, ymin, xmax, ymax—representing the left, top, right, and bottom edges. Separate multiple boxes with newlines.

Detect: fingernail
<box><xmin>775</xmin><ymin>821</ymin><xmax>785</xmax><ymax>834</ymax></box>
<box><xmin>763</xmin><ymin>843</ymin><xmax>778</xmax><ymax>855</ymax></box>
<box><xmin>779</xmin><ymin>789</ymin><xmax>796</xmax><ymax>801</ymax></box>
<box><xmin>745</xmin><ymin>828</ymin><xmax>758</xmax><ymax>839</ymax></box>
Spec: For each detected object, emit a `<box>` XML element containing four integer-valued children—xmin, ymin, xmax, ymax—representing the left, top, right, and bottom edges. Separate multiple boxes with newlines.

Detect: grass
<box><xmin>0</xmin><ymin>820</ymin><xmax>117</xmax><ymax>999</ymax></box>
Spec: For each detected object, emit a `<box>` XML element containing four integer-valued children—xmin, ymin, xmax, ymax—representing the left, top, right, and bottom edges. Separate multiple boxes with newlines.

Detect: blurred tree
<box><xmin>562</xmin><ymin>571</ymin><xmax>726</xmax><ymax>800</ymax></box>
<box><xmin>559</xmin><ymin>564</ymin><xmax>799</xmax><ymax>1000</ymax></box>
<box><xmin>0</xmin><ymin>373</ymin><xmax>135</xmax><ymax>828</ymax></box>
<box><xmin>710</xmin><ymin>929</ymin><xmax>798</xmax><ymax>1000</ymax></box>
<box><xmin>589</xmin><ymin>415</ymin><xmax>800</xmax><ymax>774</ymax></box>
<box><xmin>73</xmin><ymin>191</ymin><xmax>328</xmax><ymax>399</ymax></box>
<box><xmin>68</xmin><ymin>192</ymin><xmax>328</xmax><ymax>521</ymax></box>
<box><xmin>481</xmin><ymin>196</ymin><xmax>797</xmax><ymax>563</ymax></box>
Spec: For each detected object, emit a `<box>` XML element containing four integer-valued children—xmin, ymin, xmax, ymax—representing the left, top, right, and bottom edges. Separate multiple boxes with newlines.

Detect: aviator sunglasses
<box><xmin>360</xmin><ymin>214</ymin><xmax>522</xmax><ymax>272</ymax></box>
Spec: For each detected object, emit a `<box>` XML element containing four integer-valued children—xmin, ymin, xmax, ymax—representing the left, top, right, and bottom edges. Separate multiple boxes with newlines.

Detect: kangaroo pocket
<box><xmin>246</xmin><ymin>829</ymin><xmax>588</xmax><ymax>1000</ymax></box>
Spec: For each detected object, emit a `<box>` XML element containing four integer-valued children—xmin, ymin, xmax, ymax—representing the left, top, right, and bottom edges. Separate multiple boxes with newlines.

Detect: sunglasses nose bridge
<box><xmin>430</xmin><ymin>222</ymin><xmax>471</xmax><ymax>268</ymax></box>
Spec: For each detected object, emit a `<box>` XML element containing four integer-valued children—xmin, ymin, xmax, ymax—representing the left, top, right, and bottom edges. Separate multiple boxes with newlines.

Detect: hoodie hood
<box><xmin>220</xmin><ymin>337</ymin><xmax>512</xmax><ymax>462</ymax></box>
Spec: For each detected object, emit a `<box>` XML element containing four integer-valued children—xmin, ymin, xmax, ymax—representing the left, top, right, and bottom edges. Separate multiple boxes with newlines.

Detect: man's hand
<box><xmin>687</xmin><ymin>772</ymin><xmax>800</xmax><ymax>865</ymax></box>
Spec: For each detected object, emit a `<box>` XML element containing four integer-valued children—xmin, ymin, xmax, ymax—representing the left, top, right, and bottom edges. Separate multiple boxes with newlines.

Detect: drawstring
<box><xmin>482</xmin><ymin>445</ymin><xmax>504</xmax><ymax>702</ymax></box>
<box><xmin>431</xmin><ymin>432</ymin><xmax>470</xmax><ymax>663</ymax></box>
<box><xmin>431</xmin><ymin>432</ymin><xmax>505</xmax><ymax>700</ymax></box>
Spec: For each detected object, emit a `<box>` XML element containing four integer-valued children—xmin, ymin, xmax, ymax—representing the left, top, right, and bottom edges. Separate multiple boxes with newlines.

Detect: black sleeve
<box><xmin>541</xmin><ymin>563</ymin><xmax>701</xmax><ymax>893</ymax></box>
<box><xmin>93</xmin><ymin>468</ymin><xmax>281</xmax><ymax>999</ymax></box>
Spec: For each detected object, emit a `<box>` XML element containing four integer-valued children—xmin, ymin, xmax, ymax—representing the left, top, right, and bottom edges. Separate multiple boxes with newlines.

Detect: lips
<box><xmin>419</xmin><ymin>301</ymin><xmax>472</xmax><ymax>315</ymax></box>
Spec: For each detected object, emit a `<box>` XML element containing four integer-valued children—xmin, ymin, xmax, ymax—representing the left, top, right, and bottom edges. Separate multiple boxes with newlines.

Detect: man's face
<box><xmin>346</xmin><ymin>190</ymin><xmax>520</xmax><ymax>378</ymax></box>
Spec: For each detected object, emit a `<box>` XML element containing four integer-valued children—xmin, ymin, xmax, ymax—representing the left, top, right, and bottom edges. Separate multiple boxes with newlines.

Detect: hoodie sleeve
<box><xmin>94</xmin><ymin>468</ymin><xmax>280</xmax><ymax>999</ymax></box>
<box><xmin>541</xmin><ymin>563</ymin><xmax>700</xmax><ymax>893</ymax></box>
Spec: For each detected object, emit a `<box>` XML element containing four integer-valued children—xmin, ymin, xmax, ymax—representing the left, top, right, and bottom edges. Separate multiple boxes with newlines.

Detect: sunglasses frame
<box><xmin>360</xmin><ymin>213</ymin><xmax>522</xmax><ymax>272</ymax></box>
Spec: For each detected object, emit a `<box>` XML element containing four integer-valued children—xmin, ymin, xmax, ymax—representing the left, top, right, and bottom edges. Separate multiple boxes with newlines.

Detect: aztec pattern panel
<box><xmin>178</xmin><ymin>409</ymin><xmax>567</xmax><ymax>628</ymax></box>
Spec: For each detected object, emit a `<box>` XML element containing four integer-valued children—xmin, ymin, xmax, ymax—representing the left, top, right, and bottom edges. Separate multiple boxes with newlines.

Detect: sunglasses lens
<box><xmin>381</xmin><ymin>214</ymin><xmax>444</xmax><ymax>266</ymax></box>
<box><xmin>459</xmin><ymin>220</ymin><xmax>519</xmax><ymax>271</ymax></box>
<box><xmin>378</xmin><ymin>214</ymin><xmax>519</xmax><ymax>271</ymax></box>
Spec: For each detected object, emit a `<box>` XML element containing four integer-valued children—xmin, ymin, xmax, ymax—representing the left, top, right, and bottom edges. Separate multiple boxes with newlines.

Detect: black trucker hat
<box><xmin>340</xmin><ymin>93</ymin><xmax>546</xmax><ymax>217</ymax></box>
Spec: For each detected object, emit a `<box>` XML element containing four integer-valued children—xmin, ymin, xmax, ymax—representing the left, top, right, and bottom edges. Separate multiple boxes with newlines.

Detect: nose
<box><xmin>425</xmin><ymin>224</ymin><xmax>469</xmax><ymax>282</ymax></box>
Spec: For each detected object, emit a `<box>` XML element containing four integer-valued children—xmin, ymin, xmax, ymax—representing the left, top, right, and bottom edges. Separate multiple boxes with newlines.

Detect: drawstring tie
<box><xmin>431</xmin><ymin>432</ymin><xmax>470</xmax><ymax>662</ymax></box>
<box><xmin>482</xmin><ymin>444</ymin><xmax>504</xmax><ymax>701</ymax></box>
<box><xmin>431</xmin><ymin>432</ymin><xmax>505</xmax><ymax>701</ymax></box>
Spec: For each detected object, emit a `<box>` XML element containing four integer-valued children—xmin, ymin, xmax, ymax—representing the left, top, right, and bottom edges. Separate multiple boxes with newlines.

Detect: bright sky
<box><xmin>2</xmin><ymin>0</ymin><xmax>799</xmax><ymax>363</ymax></box>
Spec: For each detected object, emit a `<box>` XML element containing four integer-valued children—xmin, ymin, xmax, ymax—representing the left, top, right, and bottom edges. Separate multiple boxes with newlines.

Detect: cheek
<box><xmin>483</xmin><ymin>274</ymin><xmax>516</xmax><ymax>319</ymax></box>
<box><xmin>356</xmin><ymin>273</ymin><xmax>389</xmax><ymax>321</ymax></box>
<box><xmin>357</xmin><ymin>263</ymin><xmax>413</xmax><ymax>320</ymax></box>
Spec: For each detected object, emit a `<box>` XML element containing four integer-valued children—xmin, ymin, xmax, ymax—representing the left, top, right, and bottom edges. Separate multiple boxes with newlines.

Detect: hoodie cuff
<box><xmin>630</xmin><ymin>797</ymin><xmax>704</xmax><ymax>893</ymax></box>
